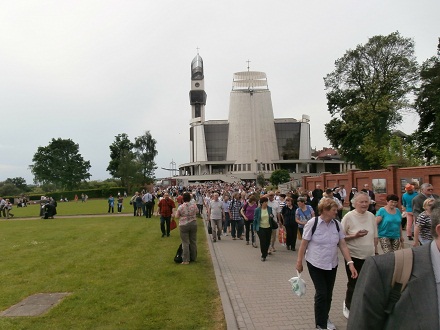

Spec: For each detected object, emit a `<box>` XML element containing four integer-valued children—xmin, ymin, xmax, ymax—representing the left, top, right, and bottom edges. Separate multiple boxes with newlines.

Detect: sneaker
<box><xmin>343</xmin><ymin>301</ymin><xmax>350</xmax><ymax>319</ymax></box>
<box><xmin>327</xmin><ymin>319</ymin><xmax>336</xmax><ymax>330</ymax></box>
<box><xmin>246</xmin><ymin>241</ymin><xmax>250</xmax><ymax>245</ymax></box>
<box><xmin>252</xmin><ymin>243</ymin><xmax>258</xmax><ymax>248</ymax></box>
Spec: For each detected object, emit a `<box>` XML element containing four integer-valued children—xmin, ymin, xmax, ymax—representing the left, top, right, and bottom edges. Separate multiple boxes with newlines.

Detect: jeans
<box><xmin>230</xmin><ymin>219</ymin><xmax>243</xmax><ymax>238</ymax></box>
<box><xmin>244</xmin><ymin>219</ymin><xmax>255</xmax><ymax>243</ymax></box>
<box><xmin>223</xmin><ymin>213</ymin><xmax>230</xmax><ymax>233</ymax></box>
<box><xmin>307</xmin><ymin>261</ymin><xmax>338</xmax><ymax>328</ymax></box>
<box><xmin>117</xmin><ymin>203</ymin><xmax>123</xmax><ymax>212</ymax></box>
<box><xmin>108</xmin><ymin>204</ymin><xmax>114</xmax><ymax>213</ymax></box>
<box><xmin>344</xmin><ymin>257</ymin><xmax>365</xmax><ymax>309</ymax></box>
<box><xmin>257</xmin><ymin>227</ymin><xmax>272</xmax><ymax>258</ymax></box>
<box><xmin>160</xmin><ymin>216</ymin><xmax>171</xmax><ymax>236</ymax></box>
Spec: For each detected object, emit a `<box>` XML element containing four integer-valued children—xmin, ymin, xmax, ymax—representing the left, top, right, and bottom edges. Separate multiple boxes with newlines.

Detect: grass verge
<box><xmin>0</xmin><ymin>216</ymin><xmax>225</xmax><ymax>330</ymax></box>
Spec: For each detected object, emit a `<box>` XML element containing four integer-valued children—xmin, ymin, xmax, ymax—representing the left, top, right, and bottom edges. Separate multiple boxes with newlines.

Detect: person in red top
<box><xmin>176</xmin><ymin>192</ymin><xmax>184</xmax><ymax>205</ymax></box>
<box><xmin>158</xmin><ymin>193</ymin><xmax>176</xmax><ymax>237</ymax></box>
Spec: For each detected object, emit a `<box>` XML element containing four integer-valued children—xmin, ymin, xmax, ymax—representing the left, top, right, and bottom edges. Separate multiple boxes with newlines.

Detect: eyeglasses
<box><xmin>427</xmin><ymin>188</ymin><xmax>434</xmax><ymax>191</ymax></box>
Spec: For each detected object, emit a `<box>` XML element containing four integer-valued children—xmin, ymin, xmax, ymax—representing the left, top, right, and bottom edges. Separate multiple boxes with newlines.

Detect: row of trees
<box><xmin>324</xmin><ymin>32</ymin><xmax>440</xmax><ymax>170</ymax></box>
<box><xmin>27</xmin><ymin>131</ymin><xmax>157</xmax><ymax>192</ymax></box>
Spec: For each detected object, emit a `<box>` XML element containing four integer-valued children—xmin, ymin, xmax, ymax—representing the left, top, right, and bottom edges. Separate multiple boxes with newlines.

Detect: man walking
<box><xmin>143</xmin><ymin>191</ymin><xmax>154</xmax><ymax>218</ymax></box>
<box><xmin>158</xmin><ymin>193</ymin><xmax>175</xmax><ymax>237</ymax></box>
<box><xmin>412</xmin><ymin>183</ymin><xmax>439</xmax><ymax>220</ymax></box>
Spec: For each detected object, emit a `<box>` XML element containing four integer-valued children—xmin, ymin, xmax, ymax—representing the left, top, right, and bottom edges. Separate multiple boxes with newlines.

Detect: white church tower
<box><xmin>189</xmin><ymin>53</ymin><xmax>207</xmax><ymax>163</ymax></box>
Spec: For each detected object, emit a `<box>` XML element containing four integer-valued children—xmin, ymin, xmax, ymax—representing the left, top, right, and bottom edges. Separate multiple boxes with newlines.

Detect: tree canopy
<box><xmin>30</xmin><ymin>138</ymin><xmax>91</xmax><ymax>190</ymax></box>
<box><xmin>269</xmin><ymin>169</ymin><xmax>290</xmax><ymax>186</ymax></box>
<box><xmin>414</xmin><ymin>40</ymin><xmax>440</xmax><ymax>165</ymax></box>
<box><xmin>324</xmin><ymin>31</ymin><xmax>419</xmax><ymax>170</ymax></box>
<box><xmin>107</xmin><ymin>131</ymin><xmax>158</xmax><ymax>188</ymax></box>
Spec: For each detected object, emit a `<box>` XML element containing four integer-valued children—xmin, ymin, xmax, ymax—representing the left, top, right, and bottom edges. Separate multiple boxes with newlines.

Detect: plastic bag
<box><xmin>289</xmin><ymin>271</ymin><xmax>306</xmax><ymax>297</ymax></box>
<box><xmin>278</xmin><ymin>227</ymin><xmax>286</xmax><ymax>245</ymax></box>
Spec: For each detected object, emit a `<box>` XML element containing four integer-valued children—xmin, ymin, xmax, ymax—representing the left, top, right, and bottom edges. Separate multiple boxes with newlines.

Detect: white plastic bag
<box><xmin>289</xmin><ymin>271</ymin><xmax>306</xmax><ymax>297</ymax></box>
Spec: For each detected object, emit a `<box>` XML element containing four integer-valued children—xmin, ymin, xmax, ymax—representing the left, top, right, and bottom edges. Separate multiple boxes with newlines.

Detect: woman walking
<box><xmin>253</xmin><ymin>197</ymin><xmax>274</xmax><ymax>261</ymax></box>
<box><xmin>240</xmin><ymin>195</ymin><xmax>258</xmax><ymax>247</ymax></box>
<box><xmin>175</xmin><ymin>192</ymin><xmax>198</xmax><ymax>265</ymax></box>
<box><xmin>413</xmin><ymin>198</ymin><xmax>435</xmax><ymax>246</ymax></box>
<box><xmin>341</xmin><ymin>192</ymin><xmax>378</xmax><ymax>319</ymax></box>
<box><xmin>295</xmin><ymin>196</ymin><xmax>315</xmax><ymax>238</ymax></box>
<box><xmin>376</xmin><ymin>194</ymin><xmax>404</xmax><ymax>253</ymax></box>
<box><xmin>281</xmin><ymin>197</ymin><xmax>298</xmax><ymax>251</ymax></box>
<box><xmin>296</xmin><ymin>198</ymin><xmax>357</xmax><ymax>330</ymax></box>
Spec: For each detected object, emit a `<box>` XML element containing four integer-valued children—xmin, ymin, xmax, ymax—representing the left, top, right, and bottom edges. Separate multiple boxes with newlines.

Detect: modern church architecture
<box><xmin>177</xmin><ymin>53</ymin><xmax>352</xmax><ymax>183</ymax></box>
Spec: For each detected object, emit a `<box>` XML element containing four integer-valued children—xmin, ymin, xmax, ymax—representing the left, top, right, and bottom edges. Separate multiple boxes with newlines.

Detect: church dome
<box><xmin>191</xmin><ymin>54</ymin><xmax>204</xmax><ymax>80</ymax></box>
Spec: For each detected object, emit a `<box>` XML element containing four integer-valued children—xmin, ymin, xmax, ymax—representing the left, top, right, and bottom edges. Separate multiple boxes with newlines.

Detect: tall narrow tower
<box><xmin>189</xmin><ymin>53</ymin><xmax>208</xmax><ymax>162</ymax></box>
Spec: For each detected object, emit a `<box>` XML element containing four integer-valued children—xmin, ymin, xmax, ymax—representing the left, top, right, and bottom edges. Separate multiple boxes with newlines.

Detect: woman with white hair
<box><xmin>413</xmin><ymin>198</ymin><xmax>435</xmax><ymax>246</ymax></box>
<box><xmin>341</xmin><ymin>192</ymin><xmax>378</xmax><ymax>319</ymax></box>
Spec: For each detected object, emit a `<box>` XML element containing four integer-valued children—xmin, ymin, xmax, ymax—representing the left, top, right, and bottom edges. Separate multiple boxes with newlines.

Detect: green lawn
<box><xmin>0</xmin><ymin>215</ymin><xmax>225</xmax><ymax>329</ymax></box>
<box><xmin>10</xmin><ymin>199</ymin><xmax>136</xmax><ymax>218</ymax></box>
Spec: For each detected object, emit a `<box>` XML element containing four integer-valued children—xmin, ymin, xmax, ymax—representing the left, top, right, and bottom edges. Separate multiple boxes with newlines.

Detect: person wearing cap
<box><xmin>401</xmin><ymin>183</ymin><xmax>418</xmax><ymax>240</ymax></box>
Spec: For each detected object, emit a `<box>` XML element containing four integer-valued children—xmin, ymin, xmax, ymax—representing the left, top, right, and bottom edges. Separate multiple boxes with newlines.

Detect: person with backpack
<box><xmin>347</xmin><ymin>199</ymin><xmax>440</xmax><ymax>329</ymax></box>
<box><xmin>296</xmin><ymin>198</ymin><xmax>358</xmax><ymax>330</ymax></box>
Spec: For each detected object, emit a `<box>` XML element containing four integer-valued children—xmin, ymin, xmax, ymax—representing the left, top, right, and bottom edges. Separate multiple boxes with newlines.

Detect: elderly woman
<box><xmin>175</xmin><ymin>192</ymin><xmax>198</xmax><ymax>265</ymax></box>
<box><xmin>253</xmin><ymin>196</ymin><xmax>274</xmax><ymax>261</ymax></box>
<box><xmin>341</xmin><ymin>192</ymin><xmax>378</xmax><ymax>319</ymax></box>
<box><xmin>296</xmin><ymin>196</ymin><xmax>315</xmax><ymax>238</ymax></box>
<box><xmin>413</xmin><ymin>198</ymin><xmax>435</xmax><ymax>246</ymax></box>
<box><xmin>376</xmin><ymin>194</ymin><xmax>404</xmax><ymax>253</ymax></box>
<box><xmin>296</xmin><ymin>198</ymin><xmax>357</xmax><ymax>330</ymax></box>
<box><xmin>281</xmin><ymin>197</ymin><xmax>298</xmax><ymax>251</ymax></box>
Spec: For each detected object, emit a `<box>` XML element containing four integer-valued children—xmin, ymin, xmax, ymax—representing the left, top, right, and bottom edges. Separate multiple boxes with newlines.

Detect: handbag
<box><xmin>207</xmin><ymin>221</ymin><xmax>212</xmax><ymax>234</ymax></box>
<box><xmin>270</xmin><ymin>216</ymin><xmax>278</xmax><ymax>229</ymax></box>
<box><xmin>170</xmin><ymin>218</ymin><xmax>177</xmax><ymax>231</ymax></box>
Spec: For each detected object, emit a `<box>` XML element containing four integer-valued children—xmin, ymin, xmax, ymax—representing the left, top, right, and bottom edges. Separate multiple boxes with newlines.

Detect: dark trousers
<box><xmin>344</xmin><ymin>257</ymin><xmax>365</xmax><ymax>309</ymax></box>
<box><xmin>117</xmin><ymin>203</ymin><xmax>122</xmax><ymax>212</ymax></box>
<box><xmin>160</xmin><ymin>216</ymin><xmax>171</xmax><ymax>235</ymax></box>
<box><xmin>257</xmin><ymin>227</ymin><xmax>272</xmax><ymax>258</ymax></box>
<box><xmin>108</xmin><ymin>205</ymin><xmax>114</xmax><ymax>213</ymax></box>
<box><xmin>307</xmin><ymin>261</ymin><xmax>338</xmax><ymax>328</ymax></box>
<box><xmin>244</xmin><ymin>220</ymin><xmax>255</xmax><ymax>243</ymax></box>
<box><xmin>133</xmin><ymin>204</ymin><xmax>137</xmax><ymax>216</ymax></box>
<box><xmin>230</xmin><ymin>219</ymin><xmax>243</xmax><ymax>238</ymax></box>
<box><xmin>285</xmin><ymin>222</ymin><xmax>298</xmax><ymax>250</ymax></box>
<box><xmin>145</xmin><ymin>202</ymin><xmax>153</xmax><ymax>218</ymax></box>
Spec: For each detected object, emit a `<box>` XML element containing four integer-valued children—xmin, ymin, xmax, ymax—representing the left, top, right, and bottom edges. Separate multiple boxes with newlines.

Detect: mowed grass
<box><xmin>10</xmin><ymin>199</ymin><xmax>134</xmax><ymax>218</ymax></box>
<box><xmin>0</xmin><ymin>215</ymin><xmax>225</xmax><ymax>330</ymax></box>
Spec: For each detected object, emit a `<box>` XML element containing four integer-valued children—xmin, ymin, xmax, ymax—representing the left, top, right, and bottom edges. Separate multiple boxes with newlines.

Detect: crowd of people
<box><xmin>142</xmin><ymin>179</ymin><xmax>439</xmax><ymax>329</ymax></box>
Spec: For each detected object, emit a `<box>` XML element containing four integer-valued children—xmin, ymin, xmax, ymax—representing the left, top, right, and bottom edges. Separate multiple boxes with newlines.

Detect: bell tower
<box><xmin>189</xmin><ymin>52</ymin><xmax>207</xmax><ymax>162</ymax></box>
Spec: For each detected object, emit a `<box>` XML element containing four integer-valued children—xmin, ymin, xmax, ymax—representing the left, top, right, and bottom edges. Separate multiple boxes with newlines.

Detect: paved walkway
<box><xmin>206</xmin><ymin>220</ymin><xmax>413</xmax><ymax>330</ymax></box>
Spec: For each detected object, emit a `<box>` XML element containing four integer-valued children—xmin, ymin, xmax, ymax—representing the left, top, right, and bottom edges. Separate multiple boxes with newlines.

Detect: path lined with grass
<box><xmin>0</xmin><ymin>204</ymin><xmax>225</xmax><ymax>329</ymax></box>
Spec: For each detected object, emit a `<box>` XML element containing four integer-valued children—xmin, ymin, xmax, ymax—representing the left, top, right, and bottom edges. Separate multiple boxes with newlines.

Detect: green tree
<box><xmin>385</xmin><ymin>134</ymin><xmax>424</xmax><ymax>167</ymax></box>
<box><xmin>269</xmin><ymin>169</ymin><xmax>290</xmax><ymax>186</ymax></box>
<box><xmin>30</xmin><ymin>138</ymin><xmax>91</xmax><ymax>190</ymax></box>
<box><xmin>414</xmin><ymin>40</ymin><xmax>440</xmax><ymax>165</ymax></box>
<box><xmin>107</xmin><ymin>133</ymin><xmax>134</xmax><ymax>178</ymax></box>
<box><xmin>0</xmin><ymin>182</ymin><xmax>20</xmax><ymax>196</ymax></box>
<box><xmin>4</xmin><ymin>177</ymin><xmax>30</xmax><ymax>192</ymax></box>
<box><xmin>256</xmin><ymin>173</ymin><xmax>265</xmax><ymax>187</ymax></box>
<box><xmin>134</xmin><ymin>131</ymin><xmax>158</xmax><ymax>184</ymax></box>
<box><xmin>324</xmin><ymin>32</ymin><xmax>419</xmax><ymax>170</ymax></box>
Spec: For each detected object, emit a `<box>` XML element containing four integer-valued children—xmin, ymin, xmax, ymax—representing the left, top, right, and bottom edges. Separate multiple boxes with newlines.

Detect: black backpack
<box><xmin>311</xmin><ymin>216</ymin><xmax>339</xmax><ymax>236</ymax></box>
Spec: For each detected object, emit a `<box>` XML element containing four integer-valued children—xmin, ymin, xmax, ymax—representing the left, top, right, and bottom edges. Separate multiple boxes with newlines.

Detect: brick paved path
<box><xmin>207</xmin><ymin>224</ymin><xmax>350</xmax><ymax>330</ymax></box>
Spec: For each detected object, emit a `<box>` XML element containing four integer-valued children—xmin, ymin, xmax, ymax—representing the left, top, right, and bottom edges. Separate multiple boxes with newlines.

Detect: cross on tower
<box><xmin>196</xmin><ymin>46</ymin><xmax>200</xmax><ymax>54</ymax></box>
<box><xmin>246</xmin><ymin>59</ymin><xmax>251</xmax><ymax>71</ymax></box>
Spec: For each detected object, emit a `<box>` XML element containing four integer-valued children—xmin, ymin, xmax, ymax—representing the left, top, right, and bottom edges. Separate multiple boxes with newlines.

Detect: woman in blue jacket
<box><xmin>254</xmin><ymin>196</ymin><xmax>274</xmax><ymax>261</ymax></box>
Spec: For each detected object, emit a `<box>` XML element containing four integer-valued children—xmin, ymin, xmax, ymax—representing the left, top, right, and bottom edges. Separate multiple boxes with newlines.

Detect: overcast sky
<box><xmin>1</xmin><ymin>0</ymin><xmax>438</xmax><ymax>184</ymax></box>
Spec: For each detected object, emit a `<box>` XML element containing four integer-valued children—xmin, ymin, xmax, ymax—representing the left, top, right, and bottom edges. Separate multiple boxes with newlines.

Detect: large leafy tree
<box><xmin>414</xmin><ymin>39</ymin><xmax>440</xmax><ymax>165</ymax></box>
<box><xmin>324</xmin><ymin>32</ymin><xmax>419</xmax><ymax>170</ymax></box>
<box><xmin>107</xmin><ymin>131</ymin><xmax>158</xmax><ymax>187</ymax></box>
<box><xmin>134</xmin><ymin>131</ymin><xmax>158</xmax><ymax>184</ymax></box>
<box><xmin>30</xmin><ymin>138</ymin><xmax>91</xmax><ymax>190</ymax></box>
<box><xmin>107</xmin><ymin>133</ymin><xmax>134</xmax><ymax>179</ymax></box>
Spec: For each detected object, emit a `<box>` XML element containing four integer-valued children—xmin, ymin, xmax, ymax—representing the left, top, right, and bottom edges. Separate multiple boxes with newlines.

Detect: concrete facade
<box><xmin>178</xmin><ymin>54</ymin><xmax>353</xmax><ymax>184</ymax></box>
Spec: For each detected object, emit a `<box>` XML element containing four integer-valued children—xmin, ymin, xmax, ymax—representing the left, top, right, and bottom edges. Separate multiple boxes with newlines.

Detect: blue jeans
<box><xmin>230</xmin><ymin>219</ymin><xmax>243</xmax><ymax>238</ymax></box>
